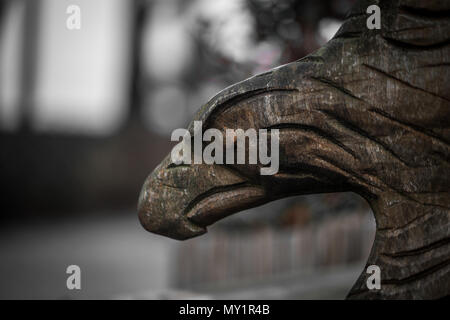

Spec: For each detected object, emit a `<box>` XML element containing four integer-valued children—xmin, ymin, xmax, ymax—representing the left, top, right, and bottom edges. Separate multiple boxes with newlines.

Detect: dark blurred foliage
<box><xmin>247</xmin><ymin>0</ymin><xmax>355</xmax><ymax>61</ymax></box>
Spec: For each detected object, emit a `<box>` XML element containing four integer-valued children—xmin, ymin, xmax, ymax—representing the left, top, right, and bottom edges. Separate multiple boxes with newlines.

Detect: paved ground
<box><xmin>0</xmin><ymin>214</ymin><xmax>173</xmax><ymax>299</ymax></box>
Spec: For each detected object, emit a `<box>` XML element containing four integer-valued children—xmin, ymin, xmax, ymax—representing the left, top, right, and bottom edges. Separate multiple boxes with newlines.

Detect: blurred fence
<box><xmin>173</xmin><ymin>211</ymin><xmax>375</xmax><ymax>288</ymax></box>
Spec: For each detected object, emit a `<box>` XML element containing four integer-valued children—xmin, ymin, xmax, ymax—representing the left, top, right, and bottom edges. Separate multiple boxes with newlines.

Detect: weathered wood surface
<box><xmin>138</xmin><ymin>0</ymin><xmax>450</xmax><ymax>299</ymax></box>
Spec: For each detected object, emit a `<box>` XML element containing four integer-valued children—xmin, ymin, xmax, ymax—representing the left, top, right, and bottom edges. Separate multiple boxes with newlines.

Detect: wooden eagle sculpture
<box><xmin>138</xmin><ymin>0</ymin><xmax>450</xmax><ymax>299</ymax></box>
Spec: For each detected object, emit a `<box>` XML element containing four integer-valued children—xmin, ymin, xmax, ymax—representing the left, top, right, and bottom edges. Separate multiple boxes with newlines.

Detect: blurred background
<box><xmin>0</xmin><ymin>0</ymin><xmax>375</xmax><ymax>299</ymax></box>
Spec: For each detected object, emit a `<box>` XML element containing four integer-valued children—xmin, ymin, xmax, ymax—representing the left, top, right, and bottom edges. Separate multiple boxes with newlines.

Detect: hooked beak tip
<box><xmin>138</xmin><ymin>199</ymin><xmax>207</xmax><ymax>240</ymax></box>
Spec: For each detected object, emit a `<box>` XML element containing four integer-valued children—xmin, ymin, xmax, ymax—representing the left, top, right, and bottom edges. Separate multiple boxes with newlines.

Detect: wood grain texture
<box><xmin>138</xmin><ymin>0</ymin><xmax>450</xmax><ymax>299</ymax></box>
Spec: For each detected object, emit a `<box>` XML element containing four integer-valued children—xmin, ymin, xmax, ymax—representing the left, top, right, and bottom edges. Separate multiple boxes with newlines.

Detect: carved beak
<box><xmin>138</xmin><ymin>156</ymin><xmax>267</xmax><ymax>240</ymax></box>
